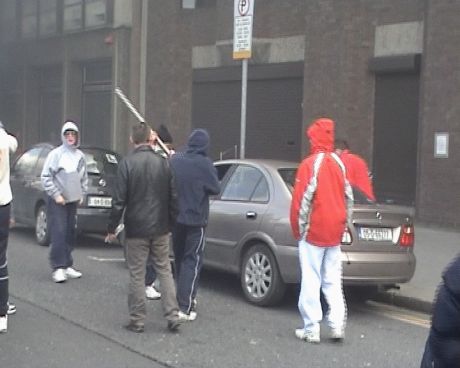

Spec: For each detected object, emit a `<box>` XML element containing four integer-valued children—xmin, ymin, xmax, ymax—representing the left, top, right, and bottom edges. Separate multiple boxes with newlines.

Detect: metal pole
<box><xmin>240</xmin><ymin>58</ymin><xmax>248</xmax><ymax>159</ymax></box>
<box><xmin>114</xmin><ymin>87</ymin><xmax>170</xmax><ymax>155</ymax></box>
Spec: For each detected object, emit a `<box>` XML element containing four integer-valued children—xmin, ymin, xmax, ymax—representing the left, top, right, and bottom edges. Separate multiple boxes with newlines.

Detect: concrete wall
<box><xmin>417</xmin><ymin>0</ymin><xmax>460</xmax><ymax>226</ymax></box>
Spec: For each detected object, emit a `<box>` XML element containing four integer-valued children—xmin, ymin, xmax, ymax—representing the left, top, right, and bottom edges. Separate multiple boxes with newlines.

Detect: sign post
<box><xmin>233</xmin><ymin>0</ymin><xmax>254</xmax><ymax>159</ymax></box>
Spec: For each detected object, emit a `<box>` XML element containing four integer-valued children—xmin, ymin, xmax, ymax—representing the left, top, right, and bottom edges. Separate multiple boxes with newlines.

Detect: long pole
<box><xmin>114</xmin><ymin>87</ymin><xmax>170</xmax><ymax>155</ymax></box>
<box><xmin>240</xmin><ymin>58</ymin><xmax>248</xmax><ymax>159</ymax></box>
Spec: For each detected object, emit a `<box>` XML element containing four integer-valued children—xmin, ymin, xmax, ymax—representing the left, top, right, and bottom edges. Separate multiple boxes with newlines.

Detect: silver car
<box><xmin>204</xmin><ymin>159</ymin><xmax>416</xmax><ymax>306</ymax></box>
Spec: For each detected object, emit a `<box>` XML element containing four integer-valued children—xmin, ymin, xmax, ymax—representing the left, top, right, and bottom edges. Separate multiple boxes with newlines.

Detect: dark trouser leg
<box><xmin>125</xmin><ymin>237</ymin><xmax>149</xmax><ymax>326</ymax></box>
<box><xmin>172</xmin><ymin>223</ymin><xmax>186</xmax><ymax>279</ymax></box>
<box><xmin>175</xmin><ymin>226</ymin><xmax>205</xmax><ymax>314</ymax></box>
<box><xmin>150</xmin><ymin>234</ymin><xmax>179</xmax><ymax>321</ymax></box>
<box><xmin>0</xmin><ymin>203</ymin><xmax>11</xmax><ymax>316</ymax></box>
<box><xmin>145</xmin><ymin>264</ymin><xmax>157</xmax><ymax>286</ymax></box>
<box><xmin>48</xmin><ymin>199</ymin><xmax>77</xmax><ymax>270</ymax></box>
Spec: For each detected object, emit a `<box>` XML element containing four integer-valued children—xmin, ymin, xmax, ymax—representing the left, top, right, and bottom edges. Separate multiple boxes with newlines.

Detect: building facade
<box><xmin>0</xmin><ymin>0</ymin><xmax>459</xmax><ymax>226</ymax></box>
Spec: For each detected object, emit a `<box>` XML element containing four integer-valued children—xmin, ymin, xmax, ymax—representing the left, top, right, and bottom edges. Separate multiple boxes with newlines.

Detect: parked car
<box><xmin>10</xmin><ymin>143</ymin><xmax>121</xmax><ymax>245</ymax></box>
<box><xmin>205</xmin><ymin>159</ymin><xmax>416</xmax><ymax>306</ymax></box>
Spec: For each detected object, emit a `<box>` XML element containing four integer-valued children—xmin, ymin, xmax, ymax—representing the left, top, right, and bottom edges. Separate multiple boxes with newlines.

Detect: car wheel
<box><xmin>35</xmin><ymin>205</ymin><xmax>50</xmax><ymax>246</ymax></box>
<box><xmin>241</xmin><ymin>244</ymin><xmax>286</xmax><ymax>306</ymax></box>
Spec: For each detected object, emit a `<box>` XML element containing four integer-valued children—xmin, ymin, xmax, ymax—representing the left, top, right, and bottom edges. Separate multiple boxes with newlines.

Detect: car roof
<box><xmin>27</xmin><ymin>142</ymin><xmax>120</xmax><ymax>156</ymax></box>
<box><xmin>214</xmin><ymin>158</ymin><xmax>299</xmax><ymax>170</ymax></box>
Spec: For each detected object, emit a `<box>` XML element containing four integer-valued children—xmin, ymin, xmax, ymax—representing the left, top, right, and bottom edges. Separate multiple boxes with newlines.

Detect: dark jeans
<box><xmin>0</xmin><ymin>203</ymin><xmax>11</xmax><ymax>316</ymax></box>
<box><xmin>173</xmin><ymin>223</ymin><xmax>205</xmax><ymax>314</ymax></box>
<box><xmin>420</xmin><ymin>338</ymin><xmax>434</xmax><ymax>368</ymax></box>
<box><xmin>47</xmin><ymin>198</ymin><xmax>77</xmax><ymax>270</ymax></box>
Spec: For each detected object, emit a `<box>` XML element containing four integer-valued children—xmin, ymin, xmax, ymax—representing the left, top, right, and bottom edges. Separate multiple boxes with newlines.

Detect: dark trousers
<box><xmin>0</xmin><ymin>203</ymin><xmax>11</xmax><ymax>316</ymax></box>
<box><xmin>173</xmin><ymin>223</ymin><xmax>205</xmax><ymax>314</ymax></box>
<box><xmin>47</xmin><ymin>198</ymin><xmax>77</xmax><ymax>270</ymax></box>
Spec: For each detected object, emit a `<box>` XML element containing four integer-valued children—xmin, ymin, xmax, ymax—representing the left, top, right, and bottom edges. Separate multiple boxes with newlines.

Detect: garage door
<box><xmin>192</xmin><ymin>64</ymin><xmax>303</xmax><ymax>162</ymax></box>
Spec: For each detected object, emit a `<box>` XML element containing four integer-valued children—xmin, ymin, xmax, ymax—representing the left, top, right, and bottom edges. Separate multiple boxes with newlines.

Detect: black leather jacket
<box><xmin>108</xmin><ymin>145</ymin><xmax>177</xmax><ymax>238</ymax></box>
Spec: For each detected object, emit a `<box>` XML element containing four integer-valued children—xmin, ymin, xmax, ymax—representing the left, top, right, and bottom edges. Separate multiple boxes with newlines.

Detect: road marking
<box><xmin>88</xmin><ymin>256</ymin><xmax>125</xmax><ymax>263</ymax></box>
<box><xmin>364</xmin><ymin>300</ymin><xmax>430</xmax><ymax>329</ymax></box>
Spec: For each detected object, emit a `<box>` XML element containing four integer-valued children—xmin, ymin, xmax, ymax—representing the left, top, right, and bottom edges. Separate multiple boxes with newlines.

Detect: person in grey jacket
<box><xmin>41</xmin><ymin>121</ymin><xmax>87</xmax><ymax>283</ymax></box>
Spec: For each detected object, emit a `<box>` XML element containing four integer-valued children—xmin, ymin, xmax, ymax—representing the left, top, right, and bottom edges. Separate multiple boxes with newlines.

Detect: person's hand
<box><xmin>79</xmin><ymin>198</ymin><xmax>84</xmax><ymax>205</ymax></box>
<box><xmin>105</xmin><ymin>233</ymin><xmax>117</xmax><ymax>244</ymax></box>
<box><xmin>55</xmin><ymin>195</ymin><xmax>65</xmax><ymax>205</ymax></box>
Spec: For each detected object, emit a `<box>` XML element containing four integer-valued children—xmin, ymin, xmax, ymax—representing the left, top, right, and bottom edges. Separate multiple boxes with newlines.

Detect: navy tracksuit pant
<box><xmin>0</xmin><ymin>203</ymin><xmax>11</xmax><ymax>316</ymax></box>
<box><xmin>173</xmin><ymin>223</ymin><xmax>205</xmax><ymax>314</ymax></box>
<box><xmin>47</xmin><ymin>198</ymin><xmax>77</xmax><ymax>270</ymax></box>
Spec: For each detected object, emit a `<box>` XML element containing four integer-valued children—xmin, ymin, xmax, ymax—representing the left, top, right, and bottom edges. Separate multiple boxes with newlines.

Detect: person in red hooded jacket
<box><xmin>290</xmin><ymin>118</ymin><xmax>353</xmax><ymax>343</ymax></box>
<box><xmin>335</xmin><ymin>139</ymin><xmax>376</xmax><ymax>201</ymax></box>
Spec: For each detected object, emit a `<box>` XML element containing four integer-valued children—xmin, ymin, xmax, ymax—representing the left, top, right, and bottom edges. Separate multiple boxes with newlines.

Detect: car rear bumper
<box><xmin>342</xmin><ymin>251</ymin><xmax>416</xmax><ymax>285</ymax></box>
<box><xmin>76</xmin><ymin>208</ymin><xmax>111</xmax><ymax>234</ymax></box>
<box><xmin>275</xmin><ymin>246</ymin><xmax>416</xmax><ymax>286</ymax></box>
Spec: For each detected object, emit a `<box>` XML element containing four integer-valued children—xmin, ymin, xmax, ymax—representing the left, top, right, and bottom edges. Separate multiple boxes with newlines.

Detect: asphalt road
<box><xmin>2</xmin><ymin>228</ymin><xmax>430</xmax><ymax>368</ymax></box>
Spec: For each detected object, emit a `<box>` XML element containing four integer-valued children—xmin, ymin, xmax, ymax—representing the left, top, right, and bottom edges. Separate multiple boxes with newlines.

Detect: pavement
<box><xmin>373</xmin><ymin>223</ymin><xmax>460</xmax><ymax>314</ymax></box>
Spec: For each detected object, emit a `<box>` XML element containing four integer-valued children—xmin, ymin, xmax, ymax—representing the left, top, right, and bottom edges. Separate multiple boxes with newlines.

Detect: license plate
<box><xmin>359</xmin><ymin>227</ymin><xmax>392</xmax><ymax>241</ymax></box>
<box><xmin>87</xmin><ymin>196</ymin><xmax>112</xmax><ymax>208</ymax></box>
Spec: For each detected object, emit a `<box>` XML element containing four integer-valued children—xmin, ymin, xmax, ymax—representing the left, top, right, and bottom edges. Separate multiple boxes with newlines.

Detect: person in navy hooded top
<box><xmin>170</xmin><ymin>129</ymin><xmax>220</xmax><ymax>320</ymax></box>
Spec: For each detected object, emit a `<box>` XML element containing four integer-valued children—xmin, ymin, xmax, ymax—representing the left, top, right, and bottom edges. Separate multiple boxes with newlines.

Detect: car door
<box><xmin>10</xmin><ymin>147</ymin><xmax>43</xmax><ymax>224</ymax></box>
<box><xmin>205</xmin><ymin>163</ymin><xmax>270</xmax><ymax>272</ymax></box>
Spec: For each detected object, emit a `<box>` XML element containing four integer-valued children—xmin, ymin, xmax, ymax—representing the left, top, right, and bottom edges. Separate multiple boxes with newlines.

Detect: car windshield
<box><xmin>83</xmin><ymin>149</ymin><xmax>120</xmax><ymax>176</ymax></box>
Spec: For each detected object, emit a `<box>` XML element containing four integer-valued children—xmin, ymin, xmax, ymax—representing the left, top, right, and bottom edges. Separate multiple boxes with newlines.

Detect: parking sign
<box><xmin>233</xmin><ymin>0</ymin><xmax>255</xmax><ymax>59</ymax></box>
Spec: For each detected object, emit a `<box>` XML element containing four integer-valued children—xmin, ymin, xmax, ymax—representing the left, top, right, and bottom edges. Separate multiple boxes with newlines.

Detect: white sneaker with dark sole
<box><xmin>295</xmin><ymin>328</ymin><xmax>320</xmax><ymax>343</ymax></box>
<box><xmin>178</xmin><ymin>310</ymin><xmax>197</xmax><ymax>322</ymax></box>
<box><xmin>330</xmin><ymin>328</ymin><xmax>345</xmax><ymax>342</ymax></box>
<box><xmin>52</xmin><ymin>268</ymin><xmax>67</xmax><ymax>283</ymax></box>
<box><xmin>145</xmin><ymin>284</ymin><xmax>161</xmax><ymax>300</ymax></box>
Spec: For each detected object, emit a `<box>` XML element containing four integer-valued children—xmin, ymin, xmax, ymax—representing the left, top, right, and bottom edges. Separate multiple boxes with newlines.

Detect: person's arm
<box><xmin>40</xmin><ymin>150</ymin><xmax>62</xmax><ymax>202</ymax></box>
<box><xmin>290</xmin><ymin>162</ymin><xmax>310</xmax><ymax>240</ymax></box>
<box><xmin>7</xmin><ymin>134</ymin><xmax>17</xmax><ymax>154</ymax></box>
<box><xmin>78</xmin><ymin>153</ymin><xmax>88</xmax><ymax>195</ymax></box>
<box><xmin>168</xmin><ymin>164</ymin><xmax>178</xmax><ymax>231</ymax></box>
<box><xmin>107</xmin><ymin>159</ymin><xmax>128</xmax><ymax>234</ymax></box>
<box><xmin>203</xmin><ymin>158</ymin><xmax>221</xmax><ymax>195</ymax></box>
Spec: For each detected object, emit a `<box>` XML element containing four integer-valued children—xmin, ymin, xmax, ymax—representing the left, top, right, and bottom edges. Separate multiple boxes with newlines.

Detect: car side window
<box><xmin>221</xmin><ymin>165</ymin><xmax>263</xmax><ymax>201</ymax></box>
<box><xmin>35</xmin><ymin>148</ymin><xmax>51</xmax><ymax>176</ymax></box>
<box><xmin>12</xmin><ymin>147</ymin><xmax>42</xmax><ymax>177</ymax></box>
<box><xmin>251</xmin><ymin>176</ymin><xmax>269</xmax><ymax>202</ymax></box>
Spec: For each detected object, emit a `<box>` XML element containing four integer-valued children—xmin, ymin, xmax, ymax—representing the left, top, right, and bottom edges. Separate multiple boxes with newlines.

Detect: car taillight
<box><xmin>341</xmin><ymin>228</ymin><xmax>352</xmax><ymax>245</ymax></box>
<box><xmin>399</xmin><ymin>224</ymin><xmax>414</xmax><ymax>247</ymax></box>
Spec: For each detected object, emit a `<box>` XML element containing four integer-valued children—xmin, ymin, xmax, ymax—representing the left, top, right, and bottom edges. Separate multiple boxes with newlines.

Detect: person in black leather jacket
<box><xmin>107</xmin><ymin>122</ymin><xmax>183</xmax><ymax>333</ymax></box>
<box><xmin>421</xmin><ymin>254</ymin><xmax>460</xmax><ymax>367</ymax></box>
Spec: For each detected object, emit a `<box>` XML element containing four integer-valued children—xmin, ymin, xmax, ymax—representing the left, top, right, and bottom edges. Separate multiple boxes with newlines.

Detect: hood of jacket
<box><xmin>186</xmin><ymin>129</ymin><xmax>210</xmax><ymax>155</ymax></box>
<box><xmin>307</xmin><ymin>117</ymin><xmax>334</xmax><ymax>154</ymax></box>
<box><xmin>61</xmin><ymin>121</ymin><xmax>80</xmax><ymax>148</ymax></box>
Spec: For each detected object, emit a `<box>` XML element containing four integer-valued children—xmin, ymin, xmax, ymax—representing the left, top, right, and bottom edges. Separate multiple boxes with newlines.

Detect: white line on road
<box><xmin>88</xmin><ymin>256</ymin><xmax>126</xmax><ymax>263</ymax></box>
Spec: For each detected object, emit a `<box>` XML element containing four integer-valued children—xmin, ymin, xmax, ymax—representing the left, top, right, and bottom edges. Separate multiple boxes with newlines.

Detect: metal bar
<box><xmin>240</xmin><ymin>59</ymin><xmax>248</xmax><ymax>159</ymax></box>
<box><xmin>114</xmin><ymin>87</ymin><xmax>170</xmax><ymax>155</ymax></box>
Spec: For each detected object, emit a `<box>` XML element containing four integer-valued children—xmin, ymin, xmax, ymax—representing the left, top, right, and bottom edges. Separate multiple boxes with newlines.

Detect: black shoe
<box><xmin>167</xmin><ymin>318</ymin><xmax>184</xmax><ymax>332</ymax></box>
<box><xmin>124</xmin><ymin>322</ymin><xmax>144</xmax><ymax>333</ymax></box>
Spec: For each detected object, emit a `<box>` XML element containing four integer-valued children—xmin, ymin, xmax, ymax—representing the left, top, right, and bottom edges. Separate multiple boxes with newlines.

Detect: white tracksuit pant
<box><xmin>298</xmin><ymin>239</ymin><xmax>346</xmax><ymax>333</ymax></box>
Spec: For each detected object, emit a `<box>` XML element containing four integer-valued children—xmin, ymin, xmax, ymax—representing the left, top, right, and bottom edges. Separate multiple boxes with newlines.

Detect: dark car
<box><xmin>204</xmin><ymin>159</ymin><xmax>416</xmax><ymax>306</ymax></box>
<box><xmin>10</xmin><ymin>143</ymin><xmax>121</xmax><ymax>245</ymax></box>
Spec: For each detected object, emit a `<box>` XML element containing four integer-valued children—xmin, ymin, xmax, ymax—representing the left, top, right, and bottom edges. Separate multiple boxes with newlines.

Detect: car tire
<box><xmin>240</xmin><ymin>244</ymin><xmax>286</xmax><ymax>306</ymax></box>
<box><xmin>35</xmin><ymin>204</ymin><xmax>50</xmax><ymax>246</ymax></box>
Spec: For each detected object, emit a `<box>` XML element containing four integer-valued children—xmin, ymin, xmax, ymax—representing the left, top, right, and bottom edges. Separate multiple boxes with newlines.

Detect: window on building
<box><xmin>22</xmin><ymin>0</ymin><xmax>38</xmax><ymax>38</ymax></box>
<box><xmin>0</xmin><ymin>0</ymin><xmax>17</xmax><ymax>43</ymax></box>
<box><xmin>63</xmin><ymin>0</ymin><xmax>83</xmax><ymax>31</ymax></box>
<box><xmin>85</xmin><ymin>0</ymin><xmax>107</xmax><ymax>28</ymax></box>
<box><xmin>39</xmin><ymin>0</ymin><xmax>57</xmax><ymax>36</ymax></box>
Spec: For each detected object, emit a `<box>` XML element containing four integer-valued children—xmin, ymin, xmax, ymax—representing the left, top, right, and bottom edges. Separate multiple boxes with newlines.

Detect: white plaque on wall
<box><xmin>434</xmin><ymin>132</ymin><xmax>449</xmax><ymax>158</ymax></box>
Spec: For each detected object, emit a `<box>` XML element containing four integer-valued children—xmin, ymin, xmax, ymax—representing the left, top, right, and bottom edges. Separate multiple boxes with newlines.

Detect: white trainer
<box><xmin>145</xmin><ymin>283</ymin><xmax>161</xmax><ymax>300</ymax></box>
<box><xmin>7</xmin><ymin>303</ymin><xmax>16</xmax><ymax>315</ymax></box>
<box><xmin>330</xmin><ymin>328</ymin><xmax>345</xmax><ymax>341</ymax></box>
<box><xmin>295</xmin><ymin>328</ymin><xmax>320</xmax><ymax>343</ymax></box>
<box><xmin>178</xmin><ymin>310</ymin><xmax>196</xmax><ymax>322</ymax></box>
<box><xmin>0</xmin><ymin>315</ymin><xmax>7</xmax><ymax>333</ymax></box>
<box><xmin>65</xmin><ymin>267</ymin><xmax>82</xmax><ymax>279</ymax></box>
<box><xmin>52</xmin><ymin>268</ymin><xmax>67</xmax><ymax>283</ymax></box>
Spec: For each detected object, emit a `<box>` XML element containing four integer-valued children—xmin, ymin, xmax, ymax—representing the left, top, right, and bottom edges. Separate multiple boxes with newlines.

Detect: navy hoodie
<box><xmin>170</xmin><ymin>129</ymin><xmax>220</xmax><ymax>226</ymax></box>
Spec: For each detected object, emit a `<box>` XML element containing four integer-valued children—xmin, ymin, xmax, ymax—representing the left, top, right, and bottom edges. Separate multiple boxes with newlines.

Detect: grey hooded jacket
<box><xmin>41</xmin><ymin>121</ymin><xmax>88</xmax><ymax>203</ymax></box>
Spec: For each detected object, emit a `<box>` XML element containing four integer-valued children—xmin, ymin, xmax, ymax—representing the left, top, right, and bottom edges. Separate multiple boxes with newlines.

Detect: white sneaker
<box><xmin>7</xmin><ymin>303</ymin><xmax>16</xmax><ymax>315</ymax></box>
<box><xmin>65</xmin><ymin>267</ymin><xmax>82</xmax><ymax>279</ymax></box>
<box><xmin>330</xmin><ymin>328</ymin><xmax>345</xmax><ymax>341</ymax></box>
<box><xmin>295</xmin><ymin>328</ymin><xmax>320</xmax><ymax>343</ymax></box>
<box><xmin>178</xmin><ymin>310</ymin><xmax>196</xmax><ymax>322</ymax></box>
<box><xmin>145</xmin><ymin>284</ymin><xmax>161</xmax><ymax>300</ymax></box>
<box><xmin>52</xmin><ymin>268</ymin><xmax>67</xmax><ymax>283</ymax></box>
<box><xmin>0</xmin><ymin>315</ymin><xmax>7</xmax><ymax>333</ymax></box>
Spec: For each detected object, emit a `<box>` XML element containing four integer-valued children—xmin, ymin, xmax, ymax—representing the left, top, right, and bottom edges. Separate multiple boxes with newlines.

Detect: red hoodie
<box><xmin>290</xmin><ymin>118</ymin><xmax>353</xmax><ymax>246</ymax></box>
